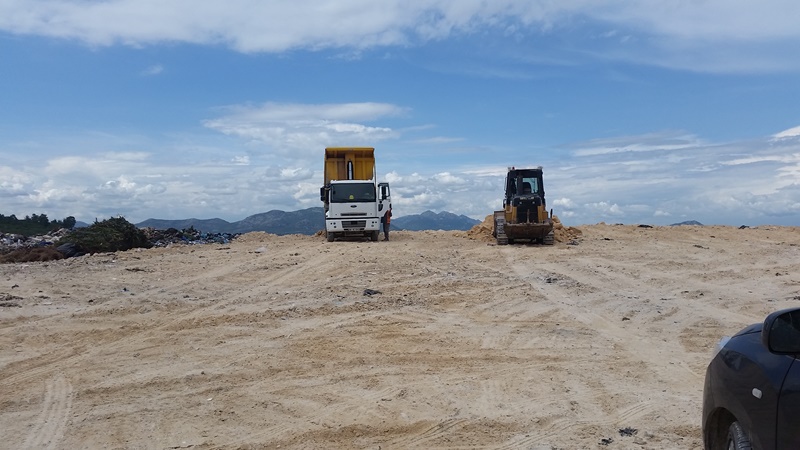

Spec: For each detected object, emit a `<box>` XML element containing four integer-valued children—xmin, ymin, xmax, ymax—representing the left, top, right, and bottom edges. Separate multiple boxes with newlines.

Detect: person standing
<box><xmin>381</xmin><ymin>206</ymin><xmax>392</xmax><ymax>241</ymax></box>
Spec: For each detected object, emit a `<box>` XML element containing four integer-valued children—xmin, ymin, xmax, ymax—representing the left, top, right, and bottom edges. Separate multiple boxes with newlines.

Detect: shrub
<box><xmin>62</xmin><ymin>217</ymin><xmax>152</xmax><ymax>254</ymax></box>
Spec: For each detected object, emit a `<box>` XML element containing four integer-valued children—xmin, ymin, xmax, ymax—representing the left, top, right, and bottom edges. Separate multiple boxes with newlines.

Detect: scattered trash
<box><xmin>363</xmin><ymin>289</ymin><xmax>382</xmax><ymax>296</ymax></box>
<box><xmin>1</xmin><ymin>220</ymin><xmax>241</xmax><ymax>263</ymax></box>
<box><xmin>619</xmin><ymin>427</ymin><xmax>638</xmax><ymax>437</ymax></box>
<box><xmin>599</xmin><ymin>437</ymin><xmax>614</xmax><ymax>445</ymax></box>
<box><xmin>142</xmin><ymin>226</ymin><xmax>238</xmax><ymax>248</ymax></box>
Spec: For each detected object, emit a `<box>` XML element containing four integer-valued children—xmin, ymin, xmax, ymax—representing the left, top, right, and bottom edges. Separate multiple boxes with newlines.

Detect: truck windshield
<box><xmin>330</xmin><ymin>183</ymin><xmax>376</xmax><ymax>203</ymax></box>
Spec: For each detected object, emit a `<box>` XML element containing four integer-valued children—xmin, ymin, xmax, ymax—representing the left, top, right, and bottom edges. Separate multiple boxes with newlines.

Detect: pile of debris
<box><xmin>141</xmin><ymin>227</ymin><xmax>238</xmax><ymax>247</ymax></box>
<box><xmin>0</xmin><ymin>218</ymin><xmax>241</xmax><ymax>263</ymax></box>
<box><xmin>0</xmin><ymin>228</ymin><xmax>71</xmax><ymax>252</ymax></box>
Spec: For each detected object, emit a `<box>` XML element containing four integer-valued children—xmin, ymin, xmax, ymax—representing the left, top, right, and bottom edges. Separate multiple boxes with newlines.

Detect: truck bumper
<box><xmin>326</xmin><ymin>218</ymin><xmax>381</xmax><ymax>235</ymax></box>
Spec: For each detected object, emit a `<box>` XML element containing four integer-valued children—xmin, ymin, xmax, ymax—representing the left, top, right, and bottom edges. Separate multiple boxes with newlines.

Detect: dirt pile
<box><xmin>464</xmin><ymin>214</ymin><xmax>581</xmax><ymax>243</ymax></box>
<box><xmin>553</xmin><ymin>215</ymin><xmax>582</xmax><ymax>242</ymax></box>
<box><xmin>464</xmin><ymin>214</ymin><xmax>496</xmax><ymax>242</ymax></box>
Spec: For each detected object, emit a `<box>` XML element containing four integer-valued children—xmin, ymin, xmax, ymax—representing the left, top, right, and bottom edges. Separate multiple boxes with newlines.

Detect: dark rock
<box><xmin>57</xmin><ymin>243</ymin><xmax>83</xmax><ymax>258</ymax></box>
<box><xmin>670</xmin><ymin>220</ymin><xmax>703</xmax><ymax>226</ymax></box>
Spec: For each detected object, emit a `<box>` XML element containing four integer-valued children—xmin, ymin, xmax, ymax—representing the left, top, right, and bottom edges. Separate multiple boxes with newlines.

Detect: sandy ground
<box><xmin>1</xmin><ymin>224</ymin><xmax>799</xmax><ymax>449</ymax></box>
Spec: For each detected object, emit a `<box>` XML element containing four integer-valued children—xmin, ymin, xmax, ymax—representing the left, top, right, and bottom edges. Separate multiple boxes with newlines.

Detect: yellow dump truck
<box><xmin>320</xmin><ymin>147</ymin><xmax>391</xmax><ymax>242</ymax></box>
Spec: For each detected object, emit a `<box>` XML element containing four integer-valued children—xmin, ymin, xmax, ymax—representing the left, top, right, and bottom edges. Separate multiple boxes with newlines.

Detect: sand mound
<box><xmin>464</xmin><ymin>214</ymin><xmax>582</xmax><ymax>243</ymax></box>
<box><xmin>553</xmin><ymin>215</ymin><xmax>583</xmax><ymax>242</ymax></box>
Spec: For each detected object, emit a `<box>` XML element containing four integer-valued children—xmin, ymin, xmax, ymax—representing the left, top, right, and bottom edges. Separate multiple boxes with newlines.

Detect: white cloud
<box><xmin>773</xmin><ymin>125</ymin><xmax>800</xmax><ymax>140</ymax></box>
<box><xmin>722</xmin><ymin>155</ymin><xmax>800</xmax><ymax>166</ymax></box>
<box><xmin>141</xmin><ymin>64</ymin><xmax>163</xmax><ymax>76</ymax></box>
<box><xmin>231</xmin><ymin>155</ymin><xmax>250</xmax><ymax>165</ymax></box>
<box><xmin>1</xmin><ymin>1</ymin><xmax>799</xmax><ymax>72</ymax></box>
<box><xmin>571</xmin><ymin>132</ymin><xmax>706</xmax><ymax>157</ymax></box>
<box><xmin>411</xmin><ymin>136</ymin><xmax>464</xmax><ymax>144</ymax></box>
<box><xmin>588</xmin><ymin>201</ymin><xmax>623</xmax><ymax>217</ymax></box>
<box><xmin>279</xmin><ymin>167</ymin><xmax>313</xmax><ymax>180</ymax></box>
<box><xmin>3</xmin><ymin>114</ymin><xmax>800</xmax><ymax>226</ymax></box>
<box><xmin>203</xmin><ymin>102</ymin><xmax>406</xmax><ymax>154</ymax></box>
<box><xmin>552</xmin><ymin>197</ymin><xmax>574</xmax><ymax>208</ymax></box>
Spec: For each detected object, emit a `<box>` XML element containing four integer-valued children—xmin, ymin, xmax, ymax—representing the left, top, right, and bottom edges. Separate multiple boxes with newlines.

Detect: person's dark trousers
<box><xmin>383</xmin><ymin>223</ymin><xmax>390</xmax><ymax>241</ymax></box>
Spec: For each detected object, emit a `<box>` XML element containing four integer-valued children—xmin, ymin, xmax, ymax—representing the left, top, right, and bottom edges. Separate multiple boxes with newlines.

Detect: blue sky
<box><xmin>2</xmin><ymin>1</ymin><xmax>800</xmax><ymax>226</ymax></box>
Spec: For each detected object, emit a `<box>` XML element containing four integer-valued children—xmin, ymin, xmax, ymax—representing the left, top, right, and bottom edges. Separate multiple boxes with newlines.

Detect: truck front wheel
<box><xmin>326</xmin><ymin>232</ymin><xmax>335</xmax><ymax>242</ymax></box>
<box><xmin>371</xmin><ymin>231</ymin><xmax>379</xmax><ymax>242</ymax></box>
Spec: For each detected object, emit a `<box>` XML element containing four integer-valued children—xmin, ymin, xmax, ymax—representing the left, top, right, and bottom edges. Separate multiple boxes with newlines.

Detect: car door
<box><xmin>776</xmin><ymin>359</ymin><xmax>800</xmax><ymax>449</ymax></box>
<box><xmin>718</xmin><ymin>330</ymin><xmax>793</xmax><ymax>449</ymax></box>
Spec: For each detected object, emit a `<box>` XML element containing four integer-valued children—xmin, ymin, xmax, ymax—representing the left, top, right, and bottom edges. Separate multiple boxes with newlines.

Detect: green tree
<box><xmin>63</xmin><ymin>216</ymin><xmax>77</xmax><ymax>229</ymax></box>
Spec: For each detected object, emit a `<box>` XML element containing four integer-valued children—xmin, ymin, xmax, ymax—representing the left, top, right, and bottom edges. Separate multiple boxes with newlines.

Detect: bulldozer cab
<box><xmin>504</xmin><ymin>168</ymin><xmax>545</xmax><ymax>208</ymax></box>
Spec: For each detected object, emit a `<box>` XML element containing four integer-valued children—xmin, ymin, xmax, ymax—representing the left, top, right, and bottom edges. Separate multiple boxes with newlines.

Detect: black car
<box><xmin>703</xmin><ymin>307</ymin><xmax>800</xmax><ymax>449</ymax></box>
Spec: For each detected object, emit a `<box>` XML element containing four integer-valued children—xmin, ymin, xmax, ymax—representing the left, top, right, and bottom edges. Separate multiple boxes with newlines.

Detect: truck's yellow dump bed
<box><xmin>324</xmin><ymin>147</ymin><xmax>375</xmax><ymax>183</ymax></box>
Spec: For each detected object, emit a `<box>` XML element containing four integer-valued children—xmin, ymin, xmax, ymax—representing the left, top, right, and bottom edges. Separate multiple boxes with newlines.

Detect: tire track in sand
<box><xmin>22</xmin><ymin>373</ymin><xmax>73</xmax><ymax>450</ymax></box>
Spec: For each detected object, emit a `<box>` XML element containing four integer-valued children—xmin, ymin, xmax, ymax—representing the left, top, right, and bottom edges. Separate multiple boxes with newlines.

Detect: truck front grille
<box><xmin>342</xmin><ymin>220</ymin><xmax>367</xmax><ymax>229</ymax></box>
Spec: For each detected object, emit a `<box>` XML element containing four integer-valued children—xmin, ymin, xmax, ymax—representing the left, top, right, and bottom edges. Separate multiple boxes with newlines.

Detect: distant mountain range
<box><xmin>137</xmin><ymin>208</ymin><xmax>325</xmax><ymax>235</ymax></box>
<box><xmin>135</xmin><ymin>208</ymin><xmax>481</xmax><ymax>235</ymax></box>
<box><xmin>392</xmin><ymin>210</ymin><xmax>480</xmax><ymax>231</ymax></box>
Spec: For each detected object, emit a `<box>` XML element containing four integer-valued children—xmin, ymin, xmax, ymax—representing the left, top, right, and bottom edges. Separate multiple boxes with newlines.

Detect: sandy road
<box><xmin>1</xmin><ymin>225</ymin><xmax>798</xmax><ymax>449</ymax></box>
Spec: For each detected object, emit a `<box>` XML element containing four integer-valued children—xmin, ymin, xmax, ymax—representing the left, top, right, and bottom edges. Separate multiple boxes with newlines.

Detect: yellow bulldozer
<box><xmin>493</xmin><ymin>166</ymin><xmax>554</xmax><ymax>245</ymax></box>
